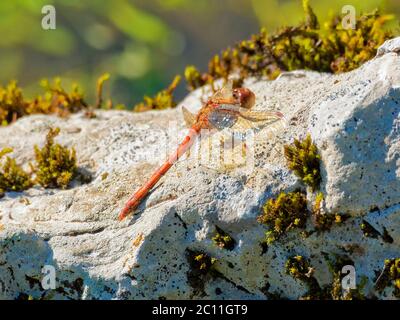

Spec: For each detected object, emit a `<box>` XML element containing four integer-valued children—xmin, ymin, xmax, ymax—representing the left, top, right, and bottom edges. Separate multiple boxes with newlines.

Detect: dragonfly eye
<box><xmin>234</xmin><ymin>88</ymin><xmax>255</xmax><ymax>109</ymax></box>
<box><xmin>232</xmin><ymin>90</ymin><xmax>239</xmax><ymax>100</ymax></box>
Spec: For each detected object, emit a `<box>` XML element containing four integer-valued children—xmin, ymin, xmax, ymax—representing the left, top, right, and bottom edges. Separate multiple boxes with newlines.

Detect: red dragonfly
<box><xmin>118</xmin><ymin>84</ymin><xmax>285</xmax><ymax>220</ymax></box>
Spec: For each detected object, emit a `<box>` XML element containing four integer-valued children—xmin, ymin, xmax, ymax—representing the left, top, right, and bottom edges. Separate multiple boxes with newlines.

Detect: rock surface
<box><xmin>0</xmin><ymin>38</ymin><xmax>400</xmax><ymax>300</ymax></box>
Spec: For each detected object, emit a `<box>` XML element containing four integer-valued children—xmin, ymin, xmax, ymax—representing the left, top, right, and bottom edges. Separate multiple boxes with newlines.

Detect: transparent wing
<box><xmin>211</xmin><ymin>80</ymin><xmax>233</xmax><ymax>100</ymax></box>
<box><xmin>182</xmin><ymin>106</ymin><xmax>197</xmax><ymax>127</ymax></box>
<box><xmin>213</xmin><ymin>105</ymin><xmax>286</xmax><ymax>131</ymax></box>
<box><xmin>208</xmin><ymin>109</ymin><xmax>238</xmax><ymax>131</ymax></box>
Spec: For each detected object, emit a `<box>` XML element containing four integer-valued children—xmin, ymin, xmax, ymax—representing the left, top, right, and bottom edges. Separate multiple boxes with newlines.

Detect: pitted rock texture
<box><xmin>0</xmin><ymin>38</ymin><xmax>400</xmax><ymax>300</ymax></box>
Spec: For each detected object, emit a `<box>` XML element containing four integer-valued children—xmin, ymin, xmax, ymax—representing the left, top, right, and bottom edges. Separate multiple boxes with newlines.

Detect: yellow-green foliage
<box><xmin>286</xmin><ymin>254</ymin><xmax>365</xmax><ymax>300</ymax></box>
<box><xmin>185</xmin><ymin>1</ymin><xmax>394</xmax><ymax>90</ymax></box>
<box><xmin>360</xmin><ymin>220</ymin><xmax>381</xmax><ymax>238</ymax></box>
<box><xmin>33</xmin><ymin>127</ymin><xmax>77</xmax><ymax>189</ymax></box>
<box><xmin>324</xmin><ymin>254</ymin><xmax>365</xmax><ymax>300</ymax></box>
<box><xmin>0</xmin><ymin>81</ymin><xmax>26</xmax><ymax>126</ymax></box>
<box><xmin>184</xmin><ymin>65</ymin><xmax>209</xmax><ymax>91</ymax></box>
<box><xmin>0</xmin><ymin>74</ymin><xmax>116</xmax><ymax>126</ymax></box>
<box><xmin>284</xmin><ymin>134</ymin><xmax>321</xmax><ymax>190</ymax></box>
<box><xmin>95</xmin><ymin>73</ymin><xmax>111</xmax><ymax>109</ymax></box>
<box><xmin>375</xmin><ymin>258</ymin><xmax>400</xmax><ymax>298</ymax></box>
<box><xmin>258</xmin><ymin>191</ymin><xmax>308</xmax><ymax>244</ymax></box>
<box><xmin>286</xmin><ymin>255</ymin><xmax>313</xmax><ymax>281</ymax></box>
<box><xmin>312</xmin><ymin>192</ymin><xmax>344</xmax><ymax>231</ymax></box>
<box><xmin>212</xmin><ymin>226</ymin><xmax>235</xmax><ymax>250</ymax></box>
<box><xmin>0</xmin><ymin>78</ymin><xmax>87</xmax><ymax>126</ymax></box>
<box><xmin>190</xmin><ymin>252</ymin><xmax>217</xmax><ymax>274</ymax></box>
<box><xmin>31</xmin><ymin>78</ymin><xmax>88</xmax><ymax>116</ymax></box>
<box><xmin>0</xmin><ymin>148</ymin><xmax>32</xmax><ymax>193</ymax></box>
<box><xmin>133</xmin><ymin>75</ymin><xmax>181</xmax><ymax>112</ymax></box>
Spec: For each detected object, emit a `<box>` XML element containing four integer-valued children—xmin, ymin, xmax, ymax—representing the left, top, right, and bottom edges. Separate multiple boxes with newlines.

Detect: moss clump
<box><xmin>184</xmin><ymin>65</ymin><xmax>210</xmax><ymax>91</ymax></box>
<box><xmin>191</xmin><ymin>253</ymin><xmax>217</xmax><ymax>274</ymax></box>
<box><xmin>0</xmin><ymin>148</ymin><xmax>32</xmax><ymax>193</ymax></box>
<box><xmin>30</xmin><ymin>78</ymin><xmax>88</xmax><ymax>117</ymax></box>
<box><xmin>95</xmin><ymin>73</ymin><xmax>111</xmax><ymax>109</ymax></box>
<box><xmin>133</xmin><ymin>75</ymin><xmax>181</xmax><ymax>112</ymax></box>
<box><xmin>312</xmin><ymin>192</ymin><xmax>346</xmax><ymax>231</ymax></box>
<box><xmin>360</xmin><ymin>220</ymin><xmax>381</xmax><ymax>239</ymax></box>
<box><xmin>186</xmin><ymin>1</ymin><xmax>394</xmax><ymax>90</ymax></box>
<box><xmin>323</xmin><ymin>253</ymin><xmax>365</xmax><ymax>300</ymax></box>
<box><xmin>286</xmin><ymin>254</ymin><xmax>366</xmax><ymax>300</ymax></box>
<box><xmin>0</xmin><ymin>81</ymin><xmax>27</xmax><ymax>126</ymax></box>
<box><xmin>212</xmin><ymin>226</ymin><xmax>235</xmax><ymax>250</ymax></box>
<box><xmin>33</xmin><ymin>127</ymin><xmax>77</xmax><ymax>189</ymax></box>
<box><xmin>286</xmin><ymin>255</ymin><xmax>314</xmax><ymax>281</ymax></box>
<box><xmin>258</xmin><ymin>191</ymin><xmax>308</xmax><ymax>244</ymax></box>
<box><xmin>0</xmin><ymin>74</ymin><xmax>120</xmax><ymax>126</ymax></box>
<box><xmin>0</xmin><ymin>78</ymin><xmax>88</xmax><ymax>126</ymax></box>
<box><xmin>375</xmin><ymin>258</ymin><xmax>400</xmax><ymax>298</ymax></box>
<box><xmin>186</xmin><ymin>249</ymin><xmax>218</xmax><ymax>297</ymax></box>
<box><xmin>285</xmin><ymin>255</ymin><xmax>322</xmax><ymax>299</ymax></box>
<box><xmin>284</xmin><ymin>134</ymin><xmax>321</xmax><ymax>190</ymax></box>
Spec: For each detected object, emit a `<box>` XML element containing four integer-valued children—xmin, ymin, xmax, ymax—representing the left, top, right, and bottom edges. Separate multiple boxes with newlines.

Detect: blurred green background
<box><xmin>0</xmin><ymin>0</ymin><xmax>398</xmax><ymax>106</ymax></box>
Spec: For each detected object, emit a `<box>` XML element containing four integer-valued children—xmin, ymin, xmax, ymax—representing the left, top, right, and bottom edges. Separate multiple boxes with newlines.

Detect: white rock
<box><xmin>376</xmin><ymin>37</ymin><xmax>400</xmax><ymax>56</ymax></box>
<box><xmin>0</xmin><ymin>38</ymin><xmax>400</xmax><ymax>300</ymax></box>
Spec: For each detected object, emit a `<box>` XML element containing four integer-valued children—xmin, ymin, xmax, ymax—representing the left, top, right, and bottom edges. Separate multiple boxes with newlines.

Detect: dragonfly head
<box><xmin>232</xmin><ymin>87</ymin><xmax>255</xmax><ymax>109</ymax></box>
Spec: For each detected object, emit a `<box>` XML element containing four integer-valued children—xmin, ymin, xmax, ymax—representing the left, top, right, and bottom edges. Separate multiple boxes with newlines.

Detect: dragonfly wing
<box><xmin>229</xmin><ymin>110</ymin><xmax>287</xmax><ymax>142</ymax></box>
<box><xmin>231</xmin><ymin>117</ymin><xmax>254</xmax><ymax>132</ymax></box>
<box><xmin>208</xmin><ymin>109</ymin><xmax>238</xmax><ymax>131</ymax></box>
<box><xmin>182</xmin><ymin>106</ymin><xmax>197</xmax><ymax>127</ymax></box>
<box><xmin>212</xmin><ymin>80</ymin><xmax>233</xmax><ymax>99</ymax></box>
<box><xmin>239</xmin><ymin>109</ymin><xmax>285</xmax><ymax>123</ymax></box>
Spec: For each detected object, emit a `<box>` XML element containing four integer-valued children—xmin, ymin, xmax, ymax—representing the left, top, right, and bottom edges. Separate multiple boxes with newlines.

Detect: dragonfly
<box><xmin>118</xmin><ymin>83</ymin><xmax>285</xmax><ymax>221</ymax></box>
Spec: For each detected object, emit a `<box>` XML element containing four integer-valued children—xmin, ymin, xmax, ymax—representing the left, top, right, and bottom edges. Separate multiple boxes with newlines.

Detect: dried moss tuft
<box><xmin>212</xmin><ymin>226</ymin><xmax>235</xmax><ymax>250</ymax></box>
<box><xmin>375</xmin><ymin>258</ymin><xmax>400</xmax><ymax>298</ymax></box>
<box><xmin>0</xmin><ymin>81</ymin><xmax>27</xmax><ymax>126</ymax></box>
<box><xmin>286</xmin><ymin>253</ymin><xmax>366</xmax><ymax>300</ymax></box>
<box><xmin>186</xmin><ymin>2</ymin><xmax>394</xmax><ymax>91</ymax></box>
<box><xmin>258</xmin><ymin>191</ymin><xmax>308</xmax><ymax>244</ymax></box>
<box><xmin>33</xmin><ymin>127</ymin><xmax>77</xmax><ymax>189</ymax></box>
<box><xmin>0</xmin><ymin>147</ymin><xmax>32</xmax><ymax>194</ymax></box>
<box><xmin>284</xmin><ymin>134</ymin><xmax>321</xmax><ymax>190</ymax></box>
<box><xmin>313</xmin><ymin>192</ymin><xmax>346</xmax><ymax>231</ymax></box>
<box><xmin>133</xmin><ymin>75</ymin><xmax>181</xmax><ymax>112</ymax></box>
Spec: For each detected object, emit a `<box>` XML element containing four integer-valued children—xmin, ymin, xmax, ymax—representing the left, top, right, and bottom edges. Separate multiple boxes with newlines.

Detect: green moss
<box><xmin>133</xmin><ymin>75</ymin><xmax>181</xmax><ymax>112</ymax></box>
<box><xmin>258</xmin><ymin>191</ymin><xmax>308</xmax><ymax>244</ymax></box>
<box><xmin>0</xmin><ymin>81</ymin><xmax>27</xmax><ymax>126</ymax></box>
<box><xmin>95</xmin><ymin>73</ymin><xmax>111</xmax><ymax>109</ymax></box>
<box><xmin>0</xmin><ymin>147</ymin><xmax>32</xmax><ymax>193</ymax></box>
<box><xmin>286</xmin><ymin>253</ymin><xmax>366</xmax><ymax>300</ymax></box>
<box><xmin>212</xmin><ymin>226</ymin><xmax>235</xmax><ymax>250</ymax></box>
<box><xmin>323</xmin><ymin>253</ymin><xmax>365</xmax><ymax>300</ymax></box>
<box><xmin>33</xmin><ymin>127</ymin><xmax>77</xmax><ymax>189</ymax></box>
<box><xmin>186</xmin><ymin>2</ymin><xmax>394</xmax><ymax>90</ymax></box>
<box><xmin>360</xmin><ymin>220</ymin><xmax>381</xmax><ymax>239</ymax></box>
<box><xmin>375</xmin><ymin>258</ymin><xmax>400</xmax><ymax>298</ymax></box>
<box><xmin>286</xmin><ymin>255</ymin><xmax>314</xmax><ymax>280</ymax></box>
<box><xmin>0</xmin><ymin>74</ymin><xmax>120</xmax><ymax>126</ymax></box>
<box><xmin>285</xmin><ymin>255</ymin><xmax>322</xmax><ymax>299</ymax></box>
<box><xmin>184</xmin><ymin>65</ymin><xmax>209</xmax><ymax>91</ymax></box>
<box><xmin>192</xmin><ymin>253</ymin><xmax>217</xmax><ymax>274</ymax></box>
<box><xmin>284</xmin><ymin>134</ymin><xmax>321</xmax><ymax>190</ymax></box>
<box><xmin>312</xmin><ymin>192</ymin><xmax>346</xmax><ymax>231</ymax></box>
<box><xmin>186</xmin><ymin>249</ymin><xmax>218</xmax><ymax>297</ymax></box>
<box><xmin>32</xmin><ymin>78</ymin><xmax>88</xmax><ymax>117</ymax></box>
